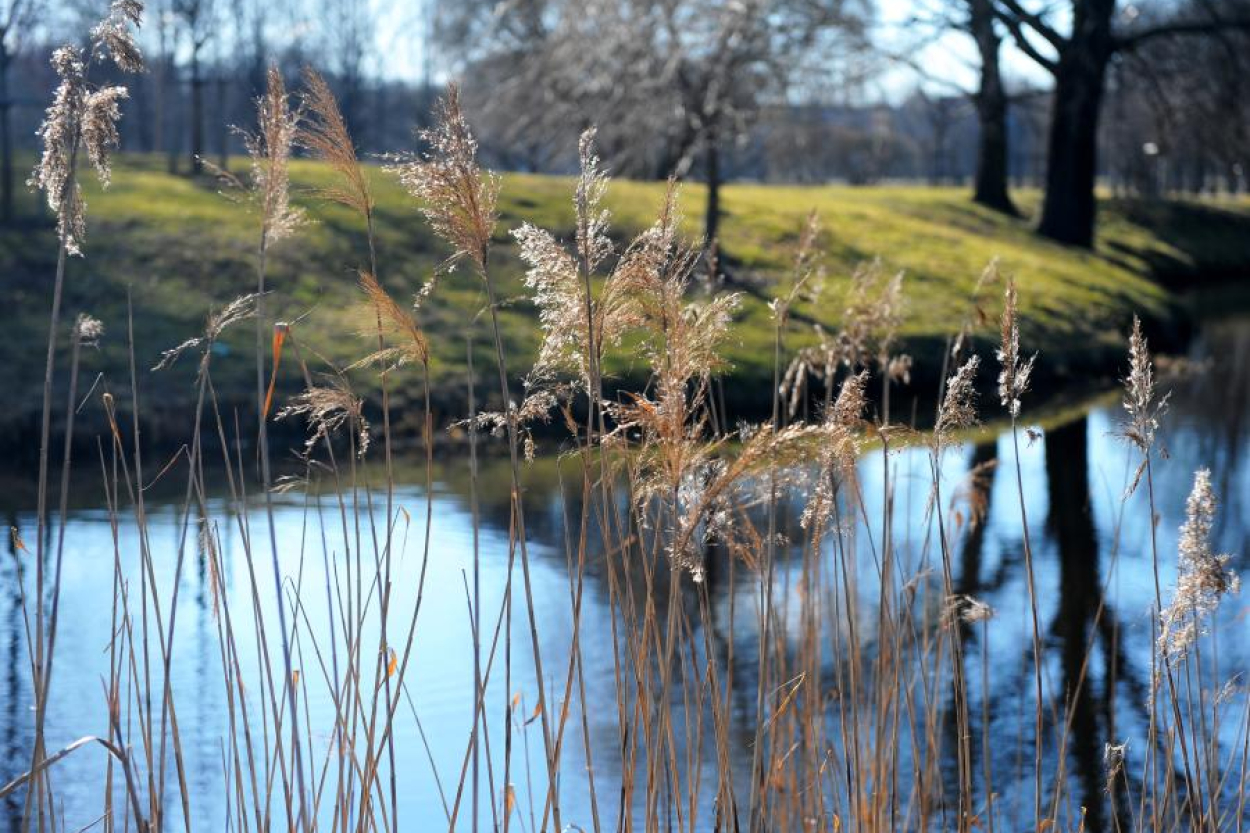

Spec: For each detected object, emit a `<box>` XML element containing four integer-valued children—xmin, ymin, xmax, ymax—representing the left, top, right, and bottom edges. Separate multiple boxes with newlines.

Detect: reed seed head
<box><xmin>1121</xmin><ymin>315</ymin><xmax>1169</xmax><ymax>454</ymax></box>
<box><xmin>996</xmin><ymin>277</ymin><xmax>1035</xmax><ymax>419</ymax></box>
<box><xmin>575</xmin><ymin>127</ymin><xmax>612</xmax><ymax>274</ymax></box>
<box><xmin>387</xmin><ymin>85</ymin><xmax>499</xmax><ymax>275</ymax></box>
<box><xmin>1156</xmin><ymin>468</ymin><xmax>1240</xmax><ymax>668</ymax></box>
<box><xmin>91</xmin><ymin>0</ymin><xmax>145</xmax><ymax>73</ymax></box>
<box><xmin>300</xmin><ymin>68</ymin><xmax>373</xmax><ymax>218</ymax></box>
<box><xmin>249</xmin><ymin>67</ymin><xmax>303</xmax><ymax>242</ymax></box>
<box><xmin>935</xmin><ymin>356</ymin><xmax>981</xmax><ymax>446</ymax></box>
<box><xmin>73</xmin><ymin>313</ymin><xmax>104</xmax><ymax>346</ymax></box>
<box><xmin>30</xmin><ymin>47</ymin><xmax>87</xmax><ymax>254</ymax></box>
<box><xmin>82</xmin><ymin>86</ymin><xmax>129</xmax><ymax>188</ymax></box>
<box><xmin>278</xmin><ymin>379</ymin><xmax>372</xmax><ymax>459</ymax></box>
<box><xmin>351</xmin><ymin>271</ymin><xmax>429</xmax><ymax>369</ymax></box>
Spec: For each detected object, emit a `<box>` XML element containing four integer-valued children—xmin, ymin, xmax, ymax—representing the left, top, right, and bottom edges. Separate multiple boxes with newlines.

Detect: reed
<box><xmin>4</xmin><ymin>24</ymin><xmax>1246</xmax><ymax>833</ymax></box>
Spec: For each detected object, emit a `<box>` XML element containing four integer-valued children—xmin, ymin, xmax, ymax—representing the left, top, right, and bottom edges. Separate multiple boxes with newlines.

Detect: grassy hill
<box><xmin>2</xmin><ymin>154</ymin><xmax>1247</xmax><ymax>448</ymax></box>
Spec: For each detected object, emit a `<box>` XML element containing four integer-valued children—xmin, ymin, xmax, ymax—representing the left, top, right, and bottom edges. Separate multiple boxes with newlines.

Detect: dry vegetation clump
<box><xmin>6</xmin><ymin>16</ymin><xmax>1246</xmax><ymax>833</ymax></box>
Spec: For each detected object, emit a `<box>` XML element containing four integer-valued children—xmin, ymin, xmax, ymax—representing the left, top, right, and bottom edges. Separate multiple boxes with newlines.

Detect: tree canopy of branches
<box><xmin>992</xmin><ymin>0</ymin><xmax>1250</xmax><ymax>248</ymax></box>
<box><xmin>440</xmin><ymin>0</ymin><xmax>873</xmax><ymax>243</ymax></box>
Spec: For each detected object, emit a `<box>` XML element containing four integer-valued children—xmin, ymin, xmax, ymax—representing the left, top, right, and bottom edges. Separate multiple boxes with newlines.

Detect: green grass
<box><xmin>3</xmin><ymin>154</ymin><xmax>1247</xmax><ymax>440</ymax></box>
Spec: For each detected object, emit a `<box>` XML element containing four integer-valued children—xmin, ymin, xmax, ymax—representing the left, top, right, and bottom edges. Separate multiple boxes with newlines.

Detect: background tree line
<box><xmin>2</xmin><ymin>0</ymin><xmax>1248</xmax><ymax>247</ymax></box>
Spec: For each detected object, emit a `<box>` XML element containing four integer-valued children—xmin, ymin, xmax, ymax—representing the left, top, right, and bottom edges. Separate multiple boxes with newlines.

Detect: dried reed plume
<box><xmin>513</xmin><ymin>129</ymin><xmax>638</xmax><ymax>389</ymax></box>
<box><xmin>73</xmin><ymin>313</ymin><xmax>104</xmax><ymax>347</ymax></box>
<box><xmin>800</xmin><ymin>370</ymin><xmax>869</xmax><ymax>529</ymax></box>
<box><xmin>1121</xmin><ymin>315</ymin><xmax>1169</xmax><ymax>454</ymax></box>
<box><xmin>574</xmin><ymin>128</ymin><xmax>612</xmax><ymax>275</ymax></box>
<box><xmin>1156</xmin><ymin>468</ymin><xmax>1240</xmax><ymax>667</ymax></box>
<box><xmin>30</xmin><ymin>2</ymin><xmax>143</xmax><ymax>254</ymax></box>
<box><xmin>153</xmin><ymin>293</ymin><xmax>258</xmax><ymax>370</ymax></box>
<box><xmin>300</xmin><ymin>67</ymin><xmax>374</xmax><ymax>218</ymax></box>
<box><xmin>243</xmin><ymin>67</ymin><xmax>303</xmax><ymax>243</ymax></box>
<box><xmin>1104</xmin><ymin>742</ymin><xmax>1127</xmax><ymax>794</ymax></box>
<box><xmin>278</xmin><ymin>378</ymin><xmax>372</xmax><ymax>458</ymax></box>
<box><xmin>387</xmin><ymin>85</ymin><xmax>499</xmax><ymax>274</ymax></box>
<box><xmin>951</xmin><ymin>258</ymin><xmax>1000</xmax><ymax>362</ymax></box>
<box><xmin>934</xmin><ymin>355</ymin><xmax>981</xmax><ymax>444</ymax></box>
<box><xmin>350</xmin><ymin>271</ymin><xmax>429</xmax><ymax>369</ymax></box>
<box><xmin>90</xmin><ymin>0</ymin><xmax>144</xmax><ymax>73</ymax></box>
<box><xmin>30</xmin><ymin>50</ymin><xmax>90</xmax><ymax>254</ymax></box>
<box><xmin>837</xmin><ymin>258</ymin><xmax>904</xmax><ymax>374</ymax></box>
<box><xmin>959</xmin><ymin>595</ymin><xmax>995</xmax><ymax>624</ymax></box>
<box><xmin>997</xmin><ymin>276</ymin><xmax>1035</xmax><ymax>418</ymax></box>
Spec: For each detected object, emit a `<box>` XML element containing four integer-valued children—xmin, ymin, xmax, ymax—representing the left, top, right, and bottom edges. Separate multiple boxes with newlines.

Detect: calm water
<box><xmin>2</xmin><ymin>311</ymin><xmax>1247</xmax><ymax>831</ymax></box>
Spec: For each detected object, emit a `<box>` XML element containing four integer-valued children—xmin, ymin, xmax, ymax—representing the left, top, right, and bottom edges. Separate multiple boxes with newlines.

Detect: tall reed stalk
<box><xmin>8</xmin><ymin>59</ymin><xmax>1247</xmax><ymax>833</ymax></box>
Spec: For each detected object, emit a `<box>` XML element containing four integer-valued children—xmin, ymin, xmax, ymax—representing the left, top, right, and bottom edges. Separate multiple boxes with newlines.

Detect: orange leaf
<box><xmin>291</xmin><ymin>669</ymin><xmax>301</xmax><ymax>687</ymax></box>
<box><xmin>503</xmin><ymin>784</ymin><xmax>516</xmax><ymax>817</ymax></box>
<box><xmin>263</xmin><ymin>323</ymin><xmax>288</xmax><ymax>420</ymax></box>
<box><xmin>386</xmin><ymin>647</ymin><xmax>398</xmax><ymax>678</ymax></box>
<box><xmin>10</xmin><ymin>527</ymin><xmax>27</xmax><ymax>553</ymax></box>
<box><xmin>525</xmin><ymin>701</ymin><xmax>542</xmax><ymax>726</ymax></box>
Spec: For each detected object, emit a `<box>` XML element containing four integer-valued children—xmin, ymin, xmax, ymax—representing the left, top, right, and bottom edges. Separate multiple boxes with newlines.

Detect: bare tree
<box><xmin>0</xmin><ymin>0</ymin><xmax>40</xmax><ymax>221</ymax></box>
<box><xmin>322</xmin><ymin>0</ymin><xmax>374</xmax><ymax>145</ymax></box>
<box><xmin>174</xmin><ymin>0</ymin><xmax>218</xmax><ymax>173</ymax></box>
<box><xmin>967</xmin><ymin>0</ymin><xmax>1016</xmax><ymax>213</ymax></box>
<box><xmin>441</xmin><ymin>0</ymin><xmax>871</xmax><ymax>244</ymax></box>
<box><xmin>889</xmin><ymin>0</ymin><xmax>1018</xmax><ymax>214</ymax></box>
<box><xmin>992</xmin><ymin>0</ymin><xmax>1250</xmax><ymax>247</ymax></box>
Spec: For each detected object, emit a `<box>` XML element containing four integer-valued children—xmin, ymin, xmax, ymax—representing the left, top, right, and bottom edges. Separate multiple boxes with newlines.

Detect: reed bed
<box><xmin>3</xmin><ymin>4</ymin><xmax>1246</xmax><ymax>832</ymax></box>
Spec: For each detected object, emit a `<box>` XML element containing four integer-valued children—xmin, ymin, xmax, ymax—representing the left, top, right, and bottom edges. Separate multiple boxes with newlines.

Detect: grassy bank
<box><xmin>2</xmin><ymin>153</ymin><xmax>1247</xmax><ymax>446</ymax></box>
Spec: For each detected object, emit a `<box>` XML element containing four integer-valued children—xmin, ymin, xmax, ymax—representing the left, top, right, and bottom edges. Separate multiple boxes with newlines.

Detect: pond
<box><xmin>1</xmin><ymin>308</ymin><xmax>1246</xmax><ymax>832</ymax></box>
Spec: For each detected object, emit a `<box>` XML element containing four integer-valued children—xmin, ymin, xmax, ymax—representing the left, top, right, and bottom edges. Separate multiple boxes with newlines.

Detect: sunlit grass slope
<box><xmin>2</xmin><ymin>154</ymin><xmax>1246</xmax><ymax>439</ymax></box>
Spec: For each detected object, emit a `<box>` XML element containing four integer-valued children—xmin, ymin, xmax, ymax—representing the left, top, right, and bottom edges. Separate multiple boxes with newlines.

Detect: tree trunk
<box><xmin>1037</xmin><ymin>0</ymin><xmax>1115</xmax><ymax>248</ymax></box>
<box><xmin>190</xmin><ymin>50</ymin><xmax>204</xmax><ymax>174</ymax></box>
<box><xmin>704</xmin><ymin>130</ymin><xmax>721</xmax><ymax>244</ymax></box>
<box><xmin>970</xmin><ymin>0</ymin><xmax>1017</xmax><ymax>215</ymax></box>
<box><xmin>0</xmin><ymin>44</ymin><xmax>12</xmax><ymax>224</ymax></box>
<box><xmin>216</xmin><ymin>72</ymin><xmax>229</xmax><ymax>171</ymax></box>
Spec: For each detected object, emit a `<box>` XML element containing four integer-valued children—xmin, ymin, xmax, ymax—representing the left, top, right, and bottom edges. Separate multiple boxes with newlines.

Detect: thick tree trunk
<box><xmin>1037</xmin><ymin>1</ymin><xmax>1115</xmax><ymax>248</ymax></box>
<box><xmin>704</xmin><ymin>131</ymin><xmax>721</xmax><ymax>244</ymax></box>
<box><xmin>970</xmin><ymin>0</ymin><xmax>1017</xmax><ymax>215</ymax></box>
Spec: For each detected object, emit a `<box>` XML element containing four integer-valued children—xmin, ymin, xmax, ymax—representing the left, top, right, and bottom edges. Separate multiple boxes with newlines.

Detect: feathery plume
<box><xmin>830</xmin><ymin>369</ymin><xmax>869</xmax><ymax>431</ymax></box>
<box><xmin>1156</xmin><ymin>468</ymin><xmax>1240</xmax><ymax>667</ymax></box>
<box><xmin>81</xmin><ymin>86</ymin><xmax>128</xmax><ymax>188</ymax></box>
<box><xmin>153</xmin><ymin>294</ymin><xmax>258</xmax><ymax>370</ymax></box>
<box><xmin>278</xmin><ymin>378</ymin><xmax>371</xmax><ymax>458</ymax></box>
<box><xmin>299</xmin><ymin>68</ymin><xmax>373</xmax><ymax>217</ymax></box>
<box><xmin>73</xmin><ymin>313</ymin><xmax>104</xmax><ymax>347</ymax></box>
<box><xmin>942</xmin><ymin>594</ymin><xmax>995</xmax><ymax>627</ymax></box>
<box><xmin>386</xmin><ymin>85</ymin><xmax>499</xmax><ymax>274</ymax></box>
<box><xmin>513</xmin><ymin>222</ymin><xmax>585</xmax><ymax>377</ymax></box>
<box><xmin>934</xmin><ymin>356</ymin><xmax>981</xmax><ymax>445</ymax></box>
<box><xmin>249</xmin><ymin>67</ymin><xmax>303</xmax><ymax>242</ymax></box>
<box><xmin>1121</xmin><ymin>315</ymin><xmax>1169</xmax><ymax>453</ymax></box>
<box><xmin>959</xmin><ymin>595</ymin><xmax>995</xmax><ymax>624</ymax></box>
<box><xmin>29</xmin><ymin>2</ymin><xmax>142</xmax><ymax>254</ymax></box>
<box><xmin>350</xmin><ymin>271</ymin><xmax>429</xmax><ymax>369</ymax></box>
<box><xmin>996</xmin><ymin>277</ymin><xmax>1035</xmax><ymax>418</ymax></box>
<box><xmin>574</xmin><ymin>127</ymin><xmax>612</xmax><ymax>274</ymax></box>
<box><xmin>30</xmin><ymin>48</ymin><xmax>87</xmax><ymax>254</ymax></box>
<box><xmin>1104</xmin><ymin>741</ymin><xmax>1126</xmax><ymax>793</ymax></box>
<box><xmin>90</xmin><ymin>0</ymin><xmax>145</xmax><ymax>73</ymax></box>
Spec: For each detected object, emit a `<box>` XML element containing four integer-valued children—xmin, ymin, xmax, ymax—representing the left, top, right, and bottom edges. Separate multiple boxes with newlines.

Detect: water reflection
<box><xmin>0</xmin><ymin>312</ymin><xmax>1247</xmax><ymax>831</ymax></box>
